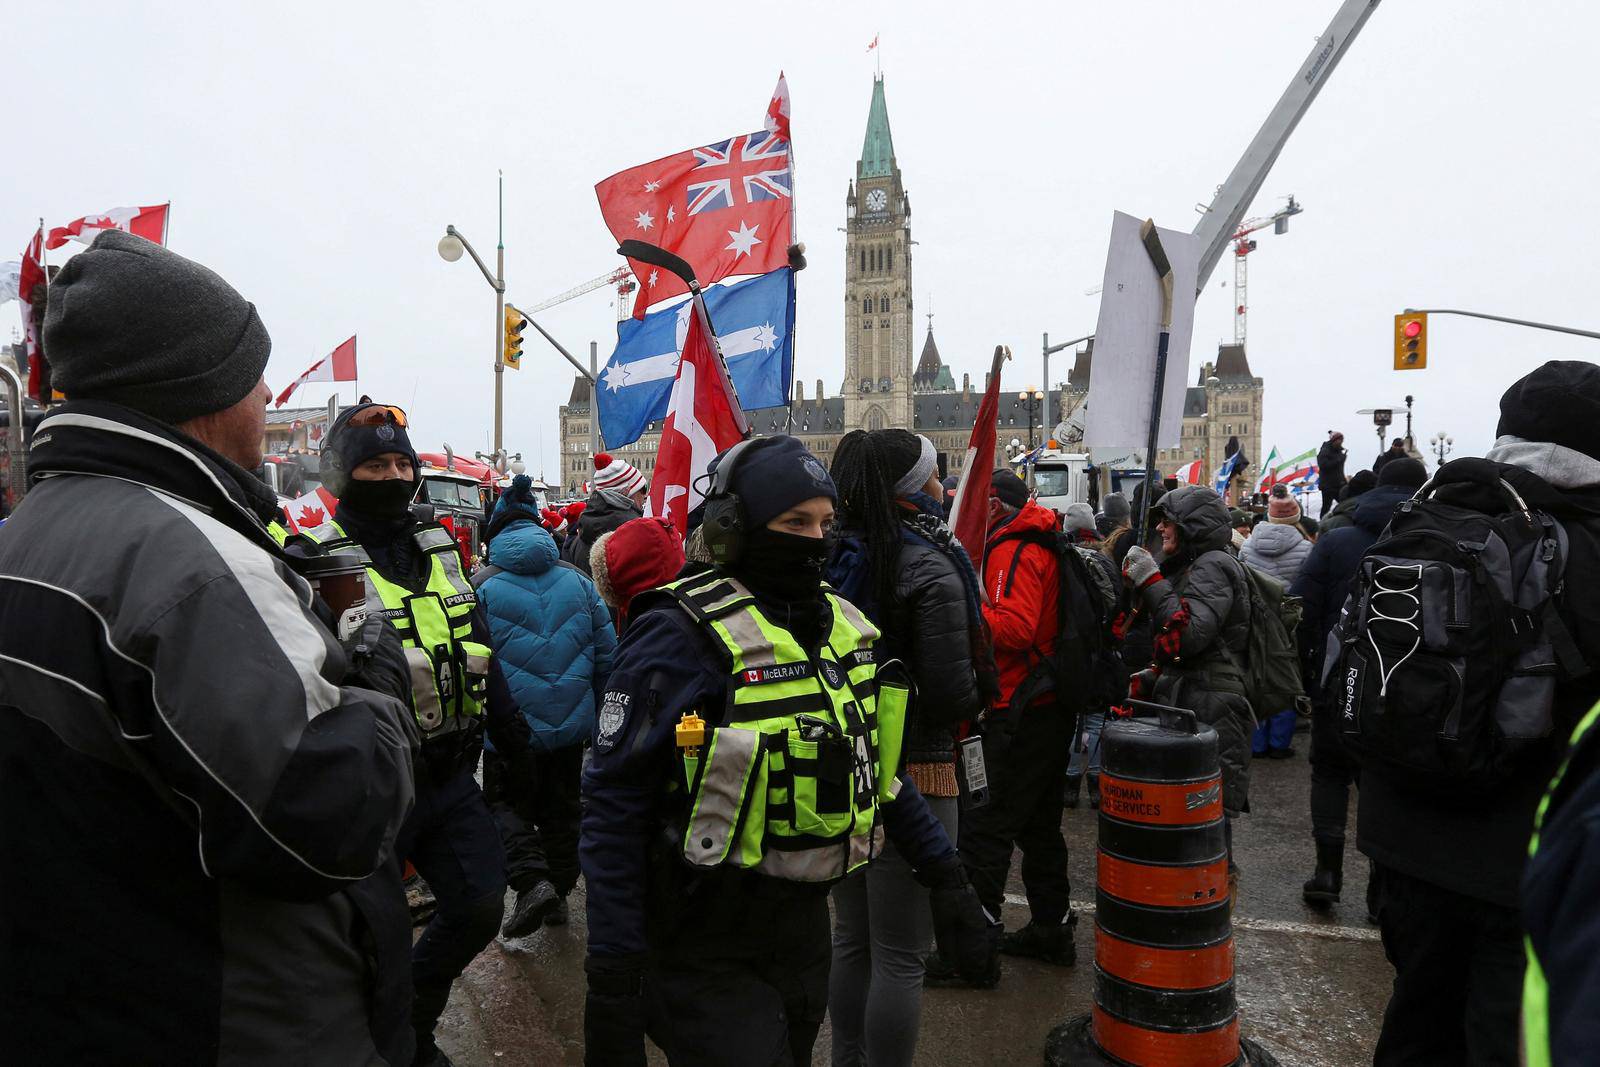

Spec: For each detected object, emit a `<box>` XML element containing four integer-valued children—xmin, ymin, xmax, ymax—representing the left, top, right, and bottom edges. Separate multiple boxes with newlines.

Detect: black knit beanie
<box><xmin>1497</xmin><ymin>360</ymin><xmax>1600</xmax><ymax>460</ymax></box>
<box><xmin>1342</xmin><ymin>469</ymin><xmax>1377</xmax><ymax>500</ymax></box>
<box><xmin>1378</xmin><ymin>457</ymin><xmax>1428</xmax><ymax>490</ymax></box>
<box><xmin>42</xmin><ymin>230</ymin><xmax>271</xmax><ymax>424</ymax></box>
<box><xmin>321</xmin><ymin>403</ymin><xmax>419</xmax><ymax>497</ymax></box>
<box><xmin>711</xmin><ymin>435</ymin><xmax>836</xmax><ymax>528</ymax></box>
<box><xmin>990</xmin><ymin>469</ymin><xmax>1029</xmax><ymax>508</ymax></box>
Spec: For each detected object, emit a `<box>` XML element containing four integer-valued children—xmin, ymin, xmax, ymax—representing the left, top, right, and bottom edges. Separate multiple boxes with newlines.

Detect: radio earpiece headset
<box><xmin>699</xmin><ymin>436</ymin><xmax>781</xmax><ymax>566</ymax></box>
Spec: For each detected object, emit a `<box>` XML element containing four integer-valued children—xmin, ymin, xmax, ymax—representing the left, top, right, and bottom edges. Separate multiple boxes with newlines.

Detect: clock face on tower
<box><xmin>866</xmin><ymin>188</ymin><xmax>887</xmax><ymax>213</ymax></box>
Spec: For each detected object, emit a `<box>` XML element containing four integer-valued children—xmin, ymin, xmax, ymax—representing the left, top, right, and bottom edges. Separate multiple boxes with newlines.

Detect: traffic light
<box><xmin>503</xmin><ymin>303</ymin><xmax>527</xmax><ymax>370</ymax></box>
<box><xmin>1394</xmin><ymin>312</ymin><xmax>1427</xmax><ymax>370</ymax></box>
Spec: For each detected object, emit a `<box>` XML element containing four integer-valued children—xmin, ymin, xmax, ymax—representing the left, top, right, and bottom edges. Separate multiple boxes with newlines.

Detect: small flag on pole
<box><xmin>764</xmin><ymin>72</ymin><xmax>791</xmax><ymax>143</ymax></box>
<box><xmin>1174</xmin><ymin>459</ymin><xmax>1204</xmax><ymax>485</ymax></box>
<box><xmin>949</xmin><ymin>346</ymin><xmax>1009</xmax><ymax>564</ymax></box>
<box><xmin>275</xmin><ymin>336</ymin><xmax>357</xmax><ymax>408</ymax></box>
<box><xmin>46</xmin><ymin>204</ymin><xmax>170</xmax><ymax>249</ymax></box>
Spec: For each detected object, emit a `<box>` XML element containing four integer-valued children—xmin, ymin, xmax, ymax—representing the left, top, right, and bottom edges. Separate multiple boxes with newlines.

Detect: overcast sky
<box><xmin>7</xmin><ymin>1</ymin><xmax>1598</xmax><ymax>478</ymax></box>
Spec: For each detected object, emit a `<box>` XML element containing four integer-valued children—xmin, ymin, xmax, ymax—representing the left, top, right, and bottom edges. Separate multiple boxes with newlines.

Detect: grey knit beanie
<box><xmin>42</xmin><ymin>229</ymin><xmax>271</xmax><ymax>424</ymax></box>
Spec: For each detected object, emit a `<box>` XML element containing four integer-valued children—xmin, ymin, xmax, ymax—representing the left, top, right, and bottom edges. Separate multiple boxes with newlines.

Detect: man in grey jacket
<box><xmin>0</xmin><ymin>231</ymin><xmax>419</xmax><ymax>1065</ymax></box>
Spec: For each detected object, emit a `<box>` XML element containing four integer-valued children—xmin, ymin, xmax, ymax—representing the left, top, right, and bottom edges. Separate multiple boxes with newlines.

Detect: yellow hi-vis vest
<box><xmin>1522</xmin><ymin>698</ymin><xmax>1600</xmax><ymax>1067</ymax></box>
<box><xmin>661</xmin><ymin>571</ymin><xmax>911</xmax><ymax>884</ymax></box>
<box><xmin>300</xmin><ymin>520</ymin><xmax>490</xmax><ymax>736</ymax></box>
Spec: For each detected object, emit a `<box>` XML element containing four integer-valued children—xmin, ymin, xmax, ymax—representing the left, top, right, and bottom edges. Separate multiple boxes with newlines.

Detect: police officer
<box><xmin>292</xmin><ymin>401</ymin><xmax>537</xmax><ymax>1067</ymax></box>
<box><xmin>580</xmin><ymin>435</ymin><xmax>993</xmax><ymax>1067</ymax></box>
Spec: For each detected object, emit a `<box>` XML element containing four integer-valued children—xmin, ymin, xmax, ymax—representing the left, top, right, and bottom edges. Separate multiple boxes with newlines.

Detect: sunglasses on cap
<box><xmin>346</xmin><ymin>404</ymin><xmax>409</xmax><ymax>429</ymax></box>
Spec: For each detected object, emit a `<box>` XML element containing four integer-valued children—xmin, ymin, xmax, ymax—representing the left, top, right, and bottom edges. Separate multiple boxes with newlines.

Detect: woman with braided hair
<box><xmin>825</xmin><ymin>429</ymin><xmax>1000</xmax><ymax>1066</ymax></box>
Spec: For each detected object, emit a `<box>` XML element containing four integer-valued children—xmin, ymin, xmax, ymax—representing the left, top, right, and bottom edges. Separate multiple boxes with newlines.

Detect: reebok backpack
<box><xmin>1332</xmin><ymin>465</ymin><xmax>1586</xmax><ymax>790</ymax></box>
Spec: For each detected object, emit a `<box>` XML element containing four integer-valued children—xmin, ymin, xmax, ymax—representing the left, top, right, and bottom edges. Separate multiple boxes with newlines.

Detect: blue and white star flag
<box><xmin>597</xmin><ymin>268</ymin><xmax>794</xmax><ymax>448</ymax></box>
<box><xmin>1213</xmin><ymin>450</ymin><xmax>1244</xmax><ymax>495</ymax></box>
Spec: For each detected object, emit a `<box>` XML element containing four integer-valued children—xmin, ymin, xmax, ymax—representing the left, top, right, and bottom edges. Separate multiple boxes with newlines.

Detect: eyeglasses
<box><xmin>346</xmin><ymin>404</ymin><xmax>408</xmax><ymax>429</ymax></box>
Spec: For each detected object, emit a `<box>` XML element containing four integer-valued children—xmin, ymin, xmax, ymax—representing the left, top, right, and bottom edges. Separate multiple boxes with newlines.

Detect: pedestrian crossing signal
<box><xmin>1394</xmin><ymin>312</ymin><xmax>1427</xmax><ymax>370</ymax></box>
<box><xmin>504</xmin><ymin>304</ymin><xmax>527</xmax><ymax>370</ymax></box>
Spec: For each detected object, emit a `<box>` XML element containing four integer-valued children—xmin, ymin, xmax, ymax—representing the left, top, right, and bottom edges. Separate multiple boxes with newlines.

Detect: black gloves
<box><xmin>342</xmin><ymin>617</ymin><xmax>413</xmax><ymax>708</ymax></box>
<box><xmin>926</xmin><ymin>859</ymin><xmax>1000</xmax><ymax>986</ymax></box>
<box><xmin>584</xmin><ymin>954</ymin><xmax>648</xmax><ymax>1067</ymax></box>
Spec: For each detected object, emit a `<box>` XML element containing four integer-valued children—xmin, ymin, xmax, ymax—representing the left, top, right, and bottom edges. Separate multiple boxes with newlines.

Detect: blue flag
<box><xmin>1213</xmin><ymin>450</ymin><xmax>1243</xmax><ymax>495</ymax></box>
<box><xmin>596</xmin><ymin>268</ymin><xmax>794</xmax><ymax>448</ymax></box>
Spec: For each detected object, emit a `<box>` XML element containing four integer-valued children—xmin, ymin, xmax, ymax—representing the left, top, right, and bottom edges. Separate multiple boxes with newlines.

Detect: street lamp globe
<box><xmin>437</xmin><ymin>233</ymin><xmax>465</xmax><ymax>262</ymax></box>
<box><xmin>510</xmin><ymin>460</ymin><xmax>527</xmax><ymax>476</ymax></box>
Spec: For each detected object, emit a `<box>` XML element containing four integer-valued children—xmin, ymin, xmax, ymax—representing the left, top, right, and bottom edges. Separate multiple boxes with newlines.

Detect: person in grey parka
<box><xmin>1121</xmin><ymin>485</ymin><xmax>1254</xmax><ymax>880</ymax></box>
<box><xmin>1239</xmin><ymin>486</ymin><xmax>1313</xmax><ymax>757</ymax></box>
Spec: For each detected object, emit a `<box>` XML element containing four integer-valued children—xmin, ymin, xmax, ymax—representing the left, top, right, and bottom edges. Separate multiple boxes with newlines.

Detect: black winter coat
<box><xmin>1138</xmin><ymin>487</ymin><xmax>1255</xmax><ymax>813</ymax></box>
<box><xmin>1315</xmin><ymin>492</ymin><xmax>1364</xmax><ymax>534</ymax></box>
<box><xmin>883</xmin><ymin>539</ymin><xmax>982</xmax><ymax>765</ymax></box>
<box><xmin>1317</xmin><ymin>441</ymin><xmax>1348</xmax><ymax>501</ymax></box>
<box><xmin>561</xmin><ymin>488</ymin><xmax>642</xmax><ymax>576</ymax></box>
<box><xmin>1357</xmin><ymin>457</ymin><xmax>1600</xmax><ymax>906</ymax></box>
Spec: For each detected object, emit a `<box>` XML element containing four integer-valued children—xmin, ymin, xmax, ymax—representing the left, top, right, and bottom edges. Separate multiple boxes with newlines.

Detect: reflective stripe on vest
<box><xmin>666</xmin><ymin>572</ymin><xmax>905</xmax><ymax>884</ymax></box>
<box><xmin>301</xmin><ymin>519</ymin><xmax>489</xmax><ymax>735</ymax></box>
<box><xmin>1522</xmin><ymin>698</ymin><xmax>1600</xmax><ymax>1067</ymax></box>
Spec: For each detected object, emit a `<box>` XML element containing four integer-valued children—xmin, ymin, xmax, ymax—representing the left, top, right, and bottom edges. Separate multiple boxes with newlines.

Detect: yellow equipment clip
<box><xmin>675</xmin><ymin>711</ymin><xmax>706</xmax><ymax>759</ymax></box>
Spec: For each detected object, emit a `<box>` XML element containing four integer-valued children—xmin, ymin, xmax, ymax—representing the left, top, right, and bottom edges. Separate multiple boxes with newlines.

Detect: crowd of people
<box><xmin>2</xmin><ymin>230</ymin><xmax>1598</xmax><ymax>1067</ymax></box>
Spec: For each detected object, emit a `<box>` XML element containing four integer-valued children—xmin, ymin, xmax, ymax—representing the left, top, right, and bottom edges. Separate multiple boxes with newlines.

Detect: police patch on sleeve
<box><xmin>595</xmin><ymin>690</ymin><xmax>632</xmax><ymax>753</ymax></box>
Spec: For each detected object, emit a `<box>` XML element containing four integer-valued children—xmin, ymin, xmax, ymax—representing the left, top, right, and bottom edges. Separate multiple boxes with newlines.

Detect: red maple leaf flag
<box><xmin>764</xmin><ymin>73</ymin><xmax>791</xmax><ymax>144</ymax></box>
<box><xmin>596</xmin><ymin>123</ymin><xmax>793</xmax><ymax>318</ymax></box>
<box><xmin>19</xmin><ymin>228</ymin><xmax>46</xmax><ymax>401</ymax></box>
<box><xmin>646</xmin><ymin>299</ymin><xmax>747</xmax><ymax>534</ymax></box>
<box><xmin>275</xmin><ymin>336</ymin><xmax>358</xmax><ymax>408</ymax></box>
<box><xmin>281</xmin><ymin>487</ymin><xmax>338</xmax><ymax>533</ymax></box>
<box><xmin>948</xmin><ymin>346</ymin><xmax>1010</xmax><ymax>566</ymax></box>
<box><xmin>46</xmin><ymin>204</ymin><xmax>169</xmax><ymax>250</ymax></box>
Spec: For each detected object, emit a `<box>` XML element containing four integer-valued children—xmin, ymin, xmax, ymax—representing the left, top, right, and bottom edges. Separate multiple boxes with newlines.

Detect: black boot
<box><xmin>1086</xmin><ymin>773</ymin><xmax>1101</xmax><ymax>810</ymax></box>
<box><xmin>1301</xmin><ymin>839</ymin><xmax>1344</xmax><ymax>908</ymax></box>
<box><xmin>998</xmin><ymin>919</ymin><xmax>1076</xmax><ymax>966</ymax></box>
<box><xmin>501</xmin><ymin>880</ymin><xmax>559</xmax><ymax>938</ymax></box>
<box><xmin>1063</xmin><ymin>773</ymin><xmax>1083</xmax><ymax>809</ymax></box>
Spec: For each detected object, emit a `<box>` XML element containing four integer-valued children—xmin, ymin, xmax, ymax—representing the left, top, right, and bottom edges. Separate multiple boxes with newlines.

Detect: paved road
<box><xmin>437</xmin><ymin>745</ymin><xmax>1391</xmax><ymax>1065</ymax></box>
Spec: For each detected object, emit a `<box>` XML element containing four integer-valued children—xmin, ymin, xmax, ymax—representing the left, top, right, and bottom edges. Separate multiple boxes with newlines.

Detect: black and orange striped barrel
<box><xmin>1092</xmin><ymin>705</ymin><xmax>1238</xmax><ymax>1067</ymax></box>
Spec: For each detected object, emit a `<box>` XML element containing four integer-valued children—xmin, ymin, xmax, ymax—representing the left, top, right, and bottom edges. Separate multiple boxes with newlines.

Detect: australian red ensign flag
<box><xmin>647</xmin><ymin>302</ymin><xmax>746</xmax><ymax>534</ymax></box>
<box><xmin>596</xmin><ymin>120</ymin><xmax>792</xmax><ymax>318</ymax></box>
<box><xmin>275</xmin><ymin>336</ymin><xmax>358</xmax><ymax>407</ymax></box>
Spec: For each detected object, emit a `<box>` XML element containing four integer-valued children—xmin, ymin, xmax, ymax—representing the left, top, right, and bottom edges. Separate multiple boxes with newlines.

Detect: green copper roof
<box><xmin>859</xmin><ymin>76</ymin><xmax>895</xmax><ymax>178</ymax></box>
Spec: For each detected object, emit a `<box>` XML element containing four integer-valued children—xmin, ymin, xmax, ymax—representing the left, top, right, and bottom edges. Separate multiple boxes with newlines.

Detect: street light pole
<box><xmin>439</xmin><ymin>201</ymin><xmax>507</xmax><ymax>456</ymax></box>
<box><xmin>1043</xmin><ymin>331</ymin><xmax>1093</xmax><ymax>433</ymax></box>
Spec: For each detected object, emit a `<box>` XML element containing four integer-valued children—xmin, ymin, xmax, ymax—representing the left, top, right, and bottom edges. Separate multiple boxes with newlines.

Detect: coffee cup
<box><xmin>297</xmin><ymin>553</ymin><xmax>369</xmax><ymax>640</ymax></box>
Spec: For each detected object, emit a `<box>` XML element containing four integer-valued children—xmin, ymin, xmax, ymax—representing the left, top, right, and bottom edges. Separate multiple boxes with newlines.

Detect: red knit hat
<box><xmin>591</xmin><ymin>517</ymin><xmax>685</xmax><ymax>617</ymax></box>
<box><xmin>565</xmin><ymin>500</ymin><xmax>587</xmax><ymax>525</ymax></box>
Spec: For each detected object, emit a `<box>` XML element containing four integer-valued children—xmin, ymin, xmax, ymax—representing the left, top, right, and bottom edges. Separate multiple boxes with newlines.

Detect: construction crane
<box><xmin>1227</xmin><ymin>194</ymin><xmax>1302</xmax><ymax>347</ymax></box>
<box><xmin>525</xmin><ymin>266</ymin><xmax>637</xmax><ymax>321</ymax></box>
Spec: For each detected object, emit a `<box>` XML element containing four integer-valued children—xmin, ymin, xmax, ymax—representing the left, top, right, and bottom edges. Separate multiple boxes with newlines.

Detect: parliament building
<box><xmin>557</xmin><ymin>77</ymin><xmax>1264</xmax><ymax>498</ymax></box>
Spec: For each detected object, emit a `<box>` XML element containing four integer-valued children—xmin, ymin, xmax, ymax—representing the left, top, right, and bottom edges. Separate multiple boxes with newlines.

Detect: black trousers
<box><xmin>396</xmin><ymin>766</ymin><xmax>507</xmax><ymax>1062</ymax></box>
<box><xmin>1371</xmin><ymin>864</ymin><xmax>1523</xmax><ymax>1067</ymax></box>
<box><xmin>1308</xmin><ymin>687</ymin><xmax>1359</xmax><ymax>844</ymax></box>
<box><xmin>645</xmin><ymin>882</ymin><xmax>831</xmax><ymax>1067</ymax></box>
<box><xmin>482</xmin><ymin>744</ymin><xmax>583</xmax><ymax>895</ymax></box>
<box><xmin>959</xmin><ymin>702</ymin><xmax>1073</xmax><ymax>926</ymax></box>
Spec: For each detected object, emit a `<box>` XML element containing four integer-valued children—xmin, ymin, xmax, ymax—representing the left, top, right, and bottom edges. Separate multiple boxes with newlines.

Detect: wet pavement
<box><xmin>437</xmin><ymin>744</ymin><xmax>1391</xmax><ymax>1065</ymax></box>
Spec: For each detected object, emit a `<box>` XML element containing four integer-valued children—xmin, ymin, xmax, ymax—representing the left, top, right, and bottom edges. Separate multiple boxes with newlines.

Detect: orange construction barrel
<box><xmin>1045</xmin><ymin>702</ymin><xmax>1277</xmax><ymax>1067</ymax></box>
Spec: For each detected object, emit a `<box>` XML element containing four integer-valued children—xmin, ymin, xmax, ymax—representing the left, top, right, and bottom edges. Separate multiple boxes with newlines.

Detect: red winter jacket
<box><xmin>982</xmin><ymin>500</ymin><xmax>1062</xmax><ymax>709</ymax></box>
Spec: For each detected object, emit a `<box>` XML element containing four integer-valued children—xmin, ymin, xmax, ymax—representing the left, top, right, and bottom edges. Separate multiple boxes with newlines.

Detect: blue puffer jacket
<box><xmin>476</xmin><ymin>520</ymin><xmax>617</xmax><ymax>752</ymax></box>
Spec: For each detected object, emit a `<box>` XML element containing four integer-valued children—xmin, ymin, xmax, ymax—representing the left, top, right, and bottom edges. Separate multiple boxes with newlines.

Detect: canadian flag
<box><xmin>1174</xmin><ymin>459</ymin><xmax>1204</xmax><ymax>485</ymax></box>
<box><xmin>764</xmin><ymin>72</ymin><xmax>791</xmax><ymax>144</ymax></box>
<box><xmin>281</xmin><ymin>486</ymin><xmax>339</xmax><ymax>533</ymax></box>
<box><xmin>646</xmin><ymin>297</ymin><xmax>747</xmax><ymax>534</ymax></box>
<box><xmin>45</xmin><ymin>204</ymin><xmax>169</xmax><ymax>250</ymax></box>
<box><xmin>275</xmin><ymin>336</ymin><xmax>358</xmax><ymax>408</ymax></box>
<box><xmin>948</xmin><ymin>346</ymin><xmax>1009</xmax><ymax>565</ymax></box>
<box><xmin>19</xmin><ymin>229</ymin><xmax>46</xmax><ymax>401</ymax></box>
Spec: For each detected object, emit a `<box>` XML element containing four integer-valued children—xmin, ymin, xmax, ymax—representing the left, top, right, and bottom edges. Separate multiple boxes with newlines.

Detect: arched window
<box><xmin>887</xmin><ymin>247</ymin><xmax>894</xmax><ymax>270</ymax></box>
<box><xmin>863</xmin><ymin>297</ymin><xmax>872</xmax><ymax>314</ymax></box>
<box><xmin>859</xmin><ymin>249</ymin><xmax>865</xmax><ymax>273</ymax></box>
<box><xmin>879</xmin><ymin>296</ymin><xmax>889</xmax><ymax>313</ymax></box>
<box><xmin>866</xmin><ymin>407</ymin><xmax>886</xmax><ymax>431</ymax></box>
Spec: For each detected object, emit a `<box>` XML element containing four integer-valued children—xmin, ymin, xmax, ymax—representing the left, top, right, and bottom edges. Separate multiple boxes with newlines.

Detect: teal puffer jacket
<box><xmin>476</xmin><ymin>521</ymin><xmax>617</xmax><ymax>751</ymax></box>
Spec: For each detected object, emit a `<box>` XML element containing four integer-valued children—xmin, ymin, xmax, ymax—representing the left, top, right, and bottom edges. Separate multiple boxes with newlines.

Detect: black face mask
<box><xmin>339</xmin><ymin>476</ymin><xmax>418</xmax><ymax>521</ymax></box>
<box><xmin>732</xmin><ymin>526</ymin><xmax>831</xmax><ymax>601</ymax></box>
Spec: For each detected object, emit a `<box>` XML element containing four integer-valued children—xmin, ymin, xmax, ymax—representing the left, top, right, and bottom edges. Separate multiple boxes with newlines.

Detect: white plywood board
<box><xmin>1083</xmin><ymin>212</ymin><xmax>1200</xmax><ymax>450</ymax></box>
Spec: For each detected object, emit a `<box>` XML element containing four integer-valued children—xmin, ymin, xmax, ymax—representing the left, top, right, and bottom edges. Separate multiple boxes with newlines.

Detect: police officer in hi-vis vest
<box><xmin>579</xmin><ymin>435</ymin><xmax>993</xmax><ymax>1067</ymax></box>
<box><xmin>291</xmin><ymin>401</ymin><xmax>537</xmax><ymax>1067</ymax></box>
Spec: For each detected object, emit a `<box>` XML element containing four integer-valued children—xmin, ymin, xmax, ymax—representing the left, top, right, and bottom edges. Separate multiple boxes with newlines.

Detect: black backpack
<box><xmin>1332</xmin><ymin>463</ymin><xmax>1588</xmax><ymax>790</ymax></box>
<box><xmin>990</xmin><ymin>531</ymin><xmax>1121</xmax><ymax>715</ymax></box>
